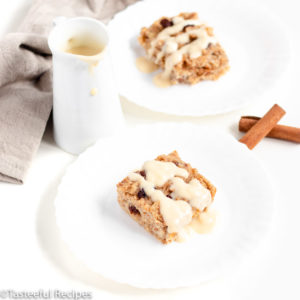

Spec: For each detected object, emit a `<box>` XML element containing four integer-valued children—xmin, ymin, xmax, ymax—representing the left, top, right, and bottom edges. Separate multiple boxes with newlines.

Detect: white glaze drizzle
<box><xmin>170</xmin><ymin>177</ymin><xmax>212</xmax><ymax>211</ymax></box>
<box><xmin>147</xmin><ymin>16</ymin><xmax>217</xmax><ymax>79</ymax></box>
<box><xmin>128</xmin><ymin>160</ymin><xmax>212</xmax><ymax>235</ymax></box>
<box><xmin>142</xmin><ymin>160</ymin><xmax>188</xmax><ymax>187</ymax></box>
<box><xmin>128</xmin><ymin>172</ymin><xmax>193</xmax><ymax>233</ymax></box>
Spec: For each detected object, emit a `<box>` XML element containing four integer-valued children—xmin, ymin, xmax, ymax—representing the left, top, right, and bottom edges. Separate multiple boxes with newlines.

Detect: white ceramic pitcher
<box><xmin>48</xmin><ymin>17</ymin><xmax>124</xmax><ymax>154</ymax></box>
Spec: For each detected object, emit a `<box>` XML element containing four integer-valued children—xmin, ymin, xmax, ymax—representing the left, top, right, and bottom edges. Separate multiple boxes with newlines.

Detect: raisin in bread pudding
<box><xmin>117</xmin><ymin>151</ymin><xmax>216</xmax><ymax>244</ymax></box>
<box><xmin>138</xmin><ymin>12</ymin><xmax>229</xmax><ymax>86</ymax></box>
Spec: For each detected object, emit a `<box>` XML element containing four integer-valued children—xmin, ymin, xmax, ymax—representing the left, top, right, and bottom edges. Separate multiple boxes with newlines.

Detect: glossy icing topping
<box><xmin>147</xmin><ymin>16</ymin><xmax>216</xmax><ymax>79</ymax></box>
<box><xmin>128</xmin><ymin>159</ymin><xmax>212</xmax><ymax>236</ymax></box>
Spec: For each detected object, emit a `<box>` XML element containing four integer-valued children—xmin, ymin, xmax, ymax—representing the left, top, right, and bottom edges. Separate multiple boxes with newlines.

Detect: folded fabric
<box><xmin>0</xmin><ymin>0</ymin><xmax>137</xmax><ymax>184</ymax></box>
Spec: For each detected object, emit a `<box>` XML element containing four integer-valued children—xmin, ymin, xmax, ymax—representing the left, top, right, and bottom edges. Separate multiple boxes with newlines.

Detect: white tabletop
<box><xmin>0</xmin><ymin>0</ymin><xmax>299</xmax><ymax>299</ymax></box>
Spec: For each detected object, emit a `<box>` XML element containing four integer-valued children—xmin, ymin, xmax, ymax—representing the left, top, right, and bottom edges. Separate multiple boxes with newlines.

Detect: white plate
<box><xmin>55</xmin><ymin>123</ymin><xmax>274</xmax><ymax>288</ymax></box>
<box><xmin>108</xmin><ymin>0</ymin><xmax>290</xmax><ymax>116</ymax></box>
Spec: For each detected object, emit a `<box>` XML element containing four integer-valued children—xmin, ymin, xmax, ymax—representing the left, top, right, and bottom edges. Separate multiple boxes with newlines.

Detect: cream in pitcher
<box><xmin>63</xmin><ymin>35</ymin><xmax>104</xmax><ymax>56</ymax></box>
<box><xmin>48</xmin><ymin>17</ymin><xmax>124</xmax><ymax>154</ymax></box>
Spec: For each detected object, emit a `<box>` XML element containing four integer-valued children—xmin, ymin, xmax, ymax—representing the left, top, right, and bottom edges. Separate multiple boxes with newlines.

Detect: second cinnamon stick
<box><xmin>239</xmin><ymin>116</ymin><xmax>300</xmax><ymax>143</ymax></box>
<box><xmin>239</xmin><ymin>104</ymin><xmax>286</xmax><ymax>149</ymax></box>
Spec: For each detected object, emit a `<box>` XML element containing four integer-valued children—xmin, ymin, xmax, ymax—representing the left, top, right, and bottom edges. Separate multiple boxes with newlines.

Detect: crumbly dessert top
<box><xmin>143</xmin><ymin>12</ymin><xmax>217</xmax><ymax>79</ymax></box>
<box><xmin>128</xmin><ymin>157</ymin><xmax>212</xmax><ymax>235</ymax></box>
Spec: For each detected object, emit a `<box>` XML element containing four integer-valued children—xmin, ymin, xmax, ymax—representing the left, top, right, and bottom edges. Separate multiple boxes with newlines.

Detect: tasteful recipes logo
<box><xmin>0</xmin><ymin>290</ymin><xmax>92</xmax><ymax>300</ymax></box>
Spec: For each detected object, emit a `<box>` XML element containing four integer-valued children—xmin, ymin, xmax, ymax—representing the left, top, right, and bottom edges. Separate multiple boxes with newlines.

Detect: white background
<box><xmin>0</xmin><ymin>0</ymin><xmax>299</xmax><ymax>299</ymax></box>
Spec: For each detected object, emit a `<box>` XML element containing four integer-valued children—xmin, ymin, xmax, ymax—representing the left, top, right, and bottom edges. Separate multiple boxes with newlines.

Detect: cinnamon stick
<box><xmin>239</xmin><ymin>104</ymin><xmax>286</xmax><ymax>149</ymax></box>
<box><xmin>239</xmin><ymin>116</ymin><xmax>300</xmax><ymax>143</ymax></box>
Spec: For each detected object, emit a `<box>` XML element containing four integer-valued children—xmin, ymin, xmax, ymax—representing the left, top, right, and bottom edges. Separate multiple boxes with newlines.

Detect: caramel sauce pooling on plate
<box><xmin>189</xmin><ymin>208</ymin><xmax>216</xmax><ymax>234</ymax></box>
<box><xmin>136</xmin><ymin>56</ymin><xmax>159</xmax><ymax>73</ymax></box>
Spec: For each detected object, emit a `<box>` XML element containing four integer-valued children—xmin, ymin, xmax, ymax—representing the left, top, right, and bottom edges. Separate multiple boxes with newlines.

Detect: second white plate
<box><xmin>55</xmin><ymin>123</ymin><xmax>274</xmax><ymax>288</ymax></box>
<box><xmin>108</xmin><ymin>0</ymin><xmax>290</xmax><ymax>116</ymax></box>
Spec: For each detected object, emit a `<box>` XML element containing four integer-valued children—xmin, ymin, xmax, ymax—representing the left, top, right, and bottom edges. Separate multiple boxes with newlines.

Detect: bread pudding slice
<box><xmin>117</xmin><ymin>151</ymin><xmax>216</xmax><ymax>244</ymax></box>
<box><xmin>138</xmin><ymin>12</ymin><xmax>229</xmax><ymax>85</ymax></box>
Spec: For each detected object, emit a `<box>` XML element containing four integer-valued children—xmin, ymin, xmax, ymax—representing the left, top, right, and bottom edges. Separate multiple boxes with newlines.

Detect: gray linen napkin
<box><xmin>0</xmin><ymin>0</ymin><xmax>137</xmax><ymax>184</ymax></box>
